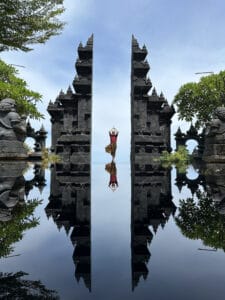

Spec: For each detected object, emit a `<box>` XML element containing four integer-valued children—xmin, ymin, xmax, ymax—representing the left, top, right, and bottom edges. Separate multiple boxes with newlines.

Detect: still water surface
<box><xmin>1</xmin><ymin>163</ymin><xmax>225</xmax><ymax>299</ymax></box>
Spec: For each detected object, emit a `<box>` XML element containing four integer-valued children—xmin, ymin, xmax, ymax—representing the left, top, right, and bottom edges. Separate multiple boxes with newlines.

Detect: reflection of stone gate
<box><xmin>175</xmin><ymin>124</ymin><xmax>205</xmax><ymax>156</ymax></box>
<box><xmin>130</xmin><ymin>36</ymin><xmax>176</xmax><ymax>289</ymax></box>
<box><xmin>175</xmin><ymin>168</ymin><xmax>206</xmax><ymax>195</ymax></box>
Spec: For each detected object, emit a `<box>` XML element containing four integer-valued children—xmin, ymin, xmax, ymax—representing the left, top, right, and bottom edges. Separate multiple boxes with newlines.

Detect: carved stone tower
<box><xmin>48</xmin><ymin>35</ymin><xmax>93</xmax><ymax>169</ymax></box>
<box><xmin>131</xmin><ymin>36</ymin><xmax>174</xmax><ymax>167</ymax></box>
<box><xmin>46</xmin><ymin>36</ymin><xmax>93</xmax><ymax>291</ymax></box>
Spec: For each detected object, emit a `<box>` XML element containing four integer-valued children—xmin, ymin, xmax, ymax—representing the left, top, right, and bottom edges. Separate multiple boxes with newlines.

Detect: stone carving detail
<box><xmin>131</xmin><ymin>36</ymin><xmax>174</xmax><ymax>167</ymax></box>
<box><xmin>0</xmin><ymin>98</ymin><xmax>27</xmax><ymax>159</ymax></box>
<box><xmin>203</xmin><ymin>107</ymin><xmax>225</xmax><ymax>162</ymax></box>
<box><xmin>48</xmin><ymin>35</ymin><xmax>93</xmax><ymax>170</ymax></box>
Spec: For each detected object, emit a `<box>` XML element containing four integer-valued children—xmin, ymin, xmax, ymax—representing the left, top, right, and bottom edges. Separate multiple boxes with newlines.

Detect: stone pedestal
<box><xmin>0</xmin><ymin>141</ymin><xmax>27</xmax><ymax>159</ymax></box>
<box><xmin>203</xmin><ymin>140</ymin><xmax>225</xmax><ymax>163</ymax></box>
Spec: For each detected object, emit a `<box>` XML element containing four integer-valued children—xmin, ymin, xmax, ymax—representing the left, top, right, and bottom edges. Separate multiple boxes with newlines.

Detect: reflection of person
<box><xmin>105</xmin><ymin>127</ymin><xmax>119</xmax><ymax>159</ymax></box>
<box><xmin>0</xmin><ymin>98</ymin><xmax>26</xmax><ymax>141</ymax></box>
<box><xmin>105</xmin><ymin>161</ymin><xmax>118</xmax><ymax>191</ymax></box>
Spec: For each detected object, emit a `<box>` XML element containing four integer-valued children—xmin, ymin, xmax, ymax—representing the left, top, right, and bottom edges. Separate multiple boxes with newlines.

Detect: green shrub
<box><xmin>41</xmin><ymin>148</ymin><xmax>60</xmax><ymax>168</ymax></box>
<box><xmin>160</xmin><ymin>146</ymin><xmax>190</xmax><ymax>173</ymax></box>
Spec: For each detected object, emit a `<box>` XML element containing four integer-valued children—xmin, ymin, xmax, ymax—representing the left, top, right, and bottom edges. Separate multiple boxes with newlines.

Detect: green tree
<box><xmin>0</xmin><ymin>0</ymin><xmax>65</xmax><ymax>52</ymax></box>
<box><xmin>0</xmin><ymin>59</ymin><xmax>43</xmax><ymax>119</ymax></box>
<box><xmin>173</xmin><ymin>71</ymin><xmax>225</xmax><ymax>128</ymax></box>
<box><xmin>159</xmin><ymin>146</ymin><xmax>190</xmax><ymax>173</ymax></box>
<box><xmin>175</xmin><ymin>190</ymin><xmax>225</xmax><ymax>251</ymax></box>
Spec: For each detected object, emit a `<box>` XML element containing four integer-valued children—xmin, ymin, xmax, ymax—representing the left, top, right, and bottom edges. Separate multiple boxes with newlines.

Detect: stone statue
<box><xmin>205</xmin><ymin>107</ymin><xmax>225</xmax><ymax>138</ymax></box>
<box><xmin>0</xmin><ymin>98</ymin><xmax>26</xmax><ymax>141</ymax></box>
<box><xmin>203</xmin><ymin>106</ymin><xmax>225</xmax><ymax>162</ymax></box>
<box><xmin>0</xmin><ymin>98</ymin><xmax>27</xmax><ymax>159</ymax></box>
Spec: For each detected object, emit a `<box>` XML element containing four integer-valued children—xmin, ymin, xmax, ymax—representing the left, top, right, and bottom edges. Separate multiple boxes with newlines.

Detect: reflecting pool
<box><xmin>1</xmin><ymin>162</ymin><xmax>225</xmax><ymax>299</ymax></box>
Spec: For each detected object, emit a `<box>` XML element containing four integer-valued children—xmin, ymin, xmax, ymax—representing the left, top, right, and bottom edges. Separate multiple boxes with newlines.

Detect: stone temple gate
<box><xmin>175</xmin><ymin>124</ymin><xmax>205</xmax><ymax>156</ymax></box>
<box><xmin>48</xmin><ymin>35</ymin><xmax>93</xmax><ymax>169</ymax></box>
<box><xmin>131</xmin><ymin>35</ymin><xmax>175</xmax><ymax>168</ymax></box>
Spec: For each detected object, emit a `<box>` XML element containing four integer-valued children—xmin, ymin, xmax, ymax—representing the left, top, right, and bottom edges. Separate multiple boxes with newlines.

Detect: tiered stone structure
<box><xmin>45</xmin><ymin>164</ymin><xmax>91</xmax><ymax>291</ymax></box>
<box><xmin>46</xmin><ymin>36</ymin><xmax>92</xmax><ymax>290</ymax></box>
<box><xmin>131</xmin><ymin>36</ymin><xmax>174</xmax><ymax>167</ymax></box>
<box><xmin>48</xmin><ymin>35</ymin><xmax>93</xmax><ymax>171</ymax></box>
<box><xmin>131</xmin><ymin>160</ymin><xmax>176</xmax><ymax>290</ymax></box>
<box><xmin>130</xmin><ymin>36</ymin><xmax>175</xmax><ymax>289</ymax></box>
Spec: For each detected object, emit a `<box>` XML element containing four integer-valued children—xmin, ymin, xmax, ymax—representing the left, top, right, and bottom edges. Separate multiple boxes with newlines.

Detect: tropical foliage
<box><xmin>0</xmin><ymin>0</ymin><xmax>65</xmax><ymax>52</ymax></box>
<box><xmin>173</xmin><ymin>71</ymin><xmax>225</xmax><ymax>128</ymax></box>
<box><xmin>160</xmin><ymin>146</ymin><xmax>190</xmax><ymax>173</ymax></box>
<box><xmin>41</xmin><ymin>148</ymin><xmax>61</xmax><ymax>168</ymax></box>
<box><xmin>0</xmin><ymin>60</ymin><xmax>43</xmax><ymax>119</ymax></box>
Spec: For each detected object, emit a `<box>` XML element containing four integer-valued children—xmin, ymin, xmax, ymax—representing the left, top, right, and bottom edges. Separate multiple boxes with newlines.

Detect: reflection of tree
<box><xmin>0</xmin><ymin>271</ymin><xmax>59</xmax><ymax>299</ymax></box>
<box><xmin>176</xmin><ymin>190</ymin><xmax>225</xmax><ymax>250</ymax></box>
<box><xmin>0</xmin><ymin>199</ymin><xmax>41</xmax><ymax>258</ymax></box>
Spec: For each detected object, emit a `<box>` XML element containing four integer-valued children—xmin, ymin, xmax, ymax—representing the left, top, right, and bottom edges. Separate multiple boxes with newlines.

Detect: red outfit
<box><xmin>109</xmin><ymin>174</ymin><xmax>118</xmax><ymax>186</ymax></box>
<box><xmin>110</xmin><ymin>133</ymin><xmax>118</xmax><ymax>144</ymax></box>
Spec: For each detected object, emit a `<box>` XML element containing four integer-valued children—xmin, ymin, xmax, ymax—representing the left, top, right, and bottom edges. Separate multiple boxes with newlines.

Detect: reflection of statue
<box><xmin>202</xmin><ymin>164</ymin><xmax>225</xmax><ymax>214</ymax></box>
<box><xmin>0</xmin><ymin>98</ymin><xmax>27</xmax><ymax>158</ymax></box>
<box><xmin>203</xmin><ymin>107</ymin><xmax>225</xmax><ymax>162</ymax></box>
<box><xmin>0</xmin><ymin>162</ymin><xmax>27</xmax><ymax>220</ymax></box>
<box><xmin>0</xmin><ymin>162</ymin><xmax>42</xmax><ymax>258</ymax></box>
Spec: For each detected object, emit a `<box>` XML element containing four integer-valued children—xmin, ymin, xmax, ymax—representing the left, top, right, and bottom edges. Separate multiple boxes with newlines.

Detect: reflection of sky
<box><xmin>1</xmin><ymin>164</ymin><xmax>225</xmax><ymax>299</ymax></box>
<box><xmin>1</xmin><ymin>0</ymin><xmax>225</xmax><ymax>162</ymax></box>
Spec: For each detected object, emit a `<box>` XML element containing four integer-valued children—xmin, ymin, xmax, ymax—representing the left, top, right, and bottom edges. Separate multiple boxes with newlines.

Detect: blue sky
<box><xmin>2</xmin><ymin>0</ymin><xmax>225</xmax><ymax>162</ymax></box>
